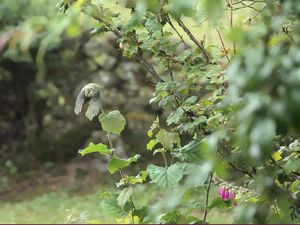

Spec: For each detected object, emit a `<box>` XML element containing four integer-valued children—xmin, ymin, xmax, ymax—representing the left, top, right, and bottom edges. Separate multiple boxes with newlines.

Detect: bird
<box><xmin>74</xmin><ymin>83</ymin><xmax>103</xmax><ymax>121</ymax></box>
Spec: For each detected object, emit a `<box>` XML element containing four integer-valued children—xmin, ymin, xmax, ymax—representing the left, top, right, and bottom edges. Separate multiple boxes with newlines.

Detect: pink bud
<box><xmin>228</xmin><ymin>191</ymin><xmax>236</xmax><ymax>199</ymax></box>
<box><xmin>218</xmin><ymin>187</ymin><xmax>226</xmax><ymax>199</ymax></box>
<box><xmin>218</xmin><ymin>187</ymin><xmax>223</xmax><ymax>196</ymax></box>
<box><xmin>224</xmin><ymin>189</ymin><xmax>229</xmax><ymax>200</ymax></box>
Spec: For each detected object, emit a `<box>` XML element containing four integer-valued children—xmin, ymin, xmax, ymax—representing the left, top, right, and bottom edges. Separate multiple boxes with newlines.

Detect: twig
<box><xmin>228</xmin><ymin>162</ymin><xmax>253</xmax><ymax>177</ymax></box>
<box><xmin>167</xmin><ymin>18</ymin><xmax>188</xmax><ymax>48</ymax></box>
<box><xmin>177</xmin><ymin>19</ymin><xmax>211</xmax><ymax>64</ymax></box>
<box><xmin>216</xmin><ymin>28</ymin><xmax>230</xmax><ymax>62</ymax></box>
<box><xmin>203</xmin><ymin>173</ymin><xmax>214</xmax><ymax>222</ymax></box>
<box><xmin>228</xmin><ymin>0</ymin><xmax>237</xmax><ymax>54</ymax></box>
<box><xmin>136</xmin><ymin>54</ymin><xmax>165</xmax><ymax>82</ymax></box>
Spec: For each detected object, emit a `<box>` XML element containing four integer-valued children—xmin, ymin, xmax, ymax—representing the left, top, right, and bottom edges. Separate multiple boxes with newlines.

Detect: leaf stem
<box><xmin>99</xmin><ymin>102</ymin><xmax>135</xmax><ymax>217</ymax></box>
<box><xmin>162</xmin><ymin>150</ymin><xmax>169</xmax><ymax>168</ymax></box>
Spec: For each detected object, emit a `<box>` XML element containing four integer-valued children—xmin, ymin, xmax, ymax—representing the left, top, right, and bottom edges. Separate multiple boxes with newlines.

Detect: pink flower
<box><xmin>218</xmin><ymin>187</ymin><xmax>236</xmax><ymax>200</ymax></box>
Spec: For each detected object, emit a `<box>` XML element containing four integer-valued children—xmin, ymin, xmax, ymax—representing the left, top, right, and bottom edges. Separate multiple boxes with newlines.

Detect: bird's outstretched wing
<box><xmin>74</xmin><ymin>88</ymin><xmax>86</xmax><ymax>115</ymax></box>
<box><xmin>85</xmin><ymin>91</ymin><xmax>101</xmax><ymax>121</ymax></box>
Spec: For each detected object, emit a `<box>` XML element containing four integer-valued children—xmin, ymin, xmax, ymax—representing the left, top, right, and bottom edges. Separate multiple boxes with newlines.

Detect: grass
<box><xmin>0</xmin><ymin>184</ymin><xmax>234</xmax><ymax>224</ymax></box>
<box><xmin>0</xmin><ymin>190</ymin><xmax>107</xmax><ymax>224</ymax></box>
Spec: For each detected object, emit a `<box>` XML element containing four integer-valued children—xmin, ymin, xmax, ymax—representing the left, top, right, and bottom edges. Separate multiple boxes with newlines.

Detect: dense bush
<box><xmin>57</xmin><ymin>0</ymin><xmax>300</xmax><ymax>223</ymax></box>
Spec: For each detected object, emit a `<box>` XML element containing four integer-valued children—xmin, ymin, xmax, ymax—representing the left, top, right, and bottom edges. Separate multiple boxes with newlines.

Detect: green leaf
<box><xmin>117</xmin><ymin>171</ymin><xmax>148</xmax><ymax>187</ymax></box>
<box><xmin>167</xmin><ymin>0</ymin><xmax>197</xmax><ymax>21</ymax></box>
<box><xmin>283</xmin><ymin>158</ymin><xmax>300</xmax><ymax>174</ymax></box>
<box><xmin>117</xmin><ymin>187</ymin><xmax>133</xmax><ymax>208</ymax></box>
<box><xmin>172</xmin><ymin>140</ymin><xmax>202</xmax><ymax>162</ymax></box>
<box><xmin>206</xmin><ymin>0</ymin><xmax>224</xmax><ymax>23</ymax></box>
<box><xmin>108</xmin><ymin>154</ymin><xmax>140</xmax><ymax>174</ymax></box>
<box><xmin>167</xmin><ymin>107</ymin><xmax>185</xmax><ymax>125</ymax></box>
<box><xmin>147</xmin><ymin>163</ymin><xmax>184</xmax><ymax>188</ymax></box>
<box><xmin>132</xmin><ymin>207</ymin><xmax>149</xmax><ymax>222</ymax></box>
<box><xmin>100</xmin><ymin>191</ymin><xmax>130</xmax><ymax>218</ymax></box>
<box><xmin>175</xmin><ymin>49</ymin><xmax>193</xmax><ymax>62</ymax></box>
<box><xmin>208</xmin><ymin>197</ymin><xmax>232</xmax><ymax>209</ymax></box>
<box><xmin>78</xmin><ymin>143</ymin><xmax>112</xmax><ymax>156</ymax></box>
<box><xmin>290</xmin><ymin>180</ymin><xmax>300</xmax><ymax>192</ymax></box>
<box><xmin>147</xmin><ymin>139</ymin><xmax>159</xmax><ymax>151</ymax></box>
<box><xmin>128</xmin><ymin>171</ymin><xmax>148</xmax><ymax>185</ymax></box>
<box><xmin>160</xmin><ymin>210</ymin><xmax>180</xmax><ymax>224</ymax></box>
<box><xmin>160</xmin><ymin>209</ymin><xmax>203</xmax><ymax>224</ymax></box>
<box><xmin>99</xmin><ymin>110</ymin><xmax>126</xmax><ymax>135</ymax></box>
<box><xmin>156</xmin><ymin>129</ymin><xmax>180</xmax><ymax>150</ymax></box>
<box><xmin>185</xmin><ymin>96</ymin><xmax>198</xmax><ymax>104</ymax></box>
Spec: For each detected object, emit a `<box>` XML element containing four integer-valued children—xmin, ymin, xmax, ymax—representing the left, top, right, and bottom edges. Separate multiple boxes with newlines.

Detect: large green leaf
<box><xmin>117</xmin><ymin>187</ymin><xmax>133</xmax><ymax>208</ymax></box>
<box><xmin>172</xmin><ymin>140</ymin><xmax>202</xmax><ymax>162</ymax></box>
<box><xmin>147</xmin><ymin>163</ymin><xmax>184</xmax><ymax>188</ymax></box>
<box><xmin>156</xmin><ymin>129</ymin><xmax>180</xmax><ymax>150</ymax></box>
<box><xmin>99</xmin><ymin>110</ymin><xmax>126</xmax><ymax>135</ymax></box>
<box><xmin>108</xmin><ymin>154</ymin><xmax>140</xmax><ymax>174</ymax></box>
<box><xmin>100</xmin><ymin>191</ymin><xmax>130</xmax><ymax>218</ymax></box>
<box><xmin>78</xmin><ymin>143</ymin><xmax>112</xmax><ymax>156</ymax></box>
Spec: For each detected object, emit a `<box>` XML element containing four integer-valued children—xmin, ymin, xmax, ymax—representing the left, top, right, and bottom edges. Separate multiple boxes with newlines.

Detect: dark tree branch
<box><xmin>136</xmin><ymin>54</ymin><xmax>165</xmax><ymax>82</ymax></box>
<box><xmin>177</xmin><ymin>19</ymin><xmax>211</xmax><ymax>64</ymax></box>
<box><xmin>228</xmin><ymin>162</ymin><xmax>253</xmax><ymax>178</ymax></box>
<box><xmin>166</xmin><ymin>18</ymin><xmax>188</xmax><ymax>48</ymax></box>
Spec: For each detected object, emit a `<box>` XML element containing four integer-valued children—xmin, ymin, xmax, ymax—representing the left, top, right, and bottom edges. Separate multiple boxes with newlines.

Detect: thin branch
<box><xmin>228</xmin><ymin>162</ymin><xmax>253</xmax><ymax>178</ymax></box>
<box><xmin>193</xmin><ymin>18</ymin><xmax>208</xmax><ymax>27</ymax></box>
<box><xmin>228</xmin><ymin>0</ymin><xmax>237</xmax><ymax>54</ymax></box>
<box><xmin>232</xmin><ymin>0</ymin><xmax>266</xmax><ymax>5</ymax></box>
<box><xmin>177</xmin><ymin>19</ymin><xmax>211</xmax><ymax>64</ymax></box>
<box><xmin>216</xmin><ymin>28</ymin><xmax>230</xmax><ymax>63</ymax></box>
<box><xmin>136</xmin><ymin>54</ymin><xmax>165</xmax><ymax>82</ymax></box>
<box><xmin>167</xmin><ymin>18</ymin><xmax>188</xmax><ymax>48</ymax></box>
<box><xmin>203</xmin><ymin>173</ymin><xmax>214</xmax><ymax>222</ymax></box>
